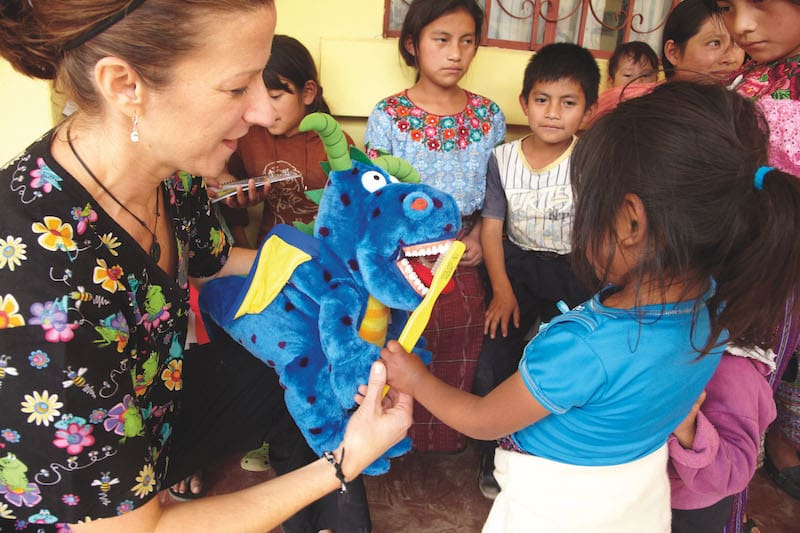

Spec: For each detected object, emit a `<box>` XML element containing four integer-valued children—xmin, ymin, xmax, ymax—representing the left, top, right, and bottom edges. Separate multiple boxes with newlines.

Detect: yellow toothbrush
<box><xmin>383</xmin><ymin>240</ymin><xmax>465</xmax><ymax>397</ymax></box>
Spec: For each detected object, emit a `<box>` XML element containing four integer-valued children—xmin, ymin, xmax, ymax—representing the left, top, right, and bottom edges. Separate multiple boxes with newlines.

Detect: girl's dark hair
<box><xmin>571</xmin><ymin>81</ymin><xmax>800</xmax><ymax>353</ymax></box>
<box><xmin>608</xmin><ymin>41</ymin><xmax>659</xmax><ymax>80</ymax></box>
<box><xmin>263</xmin><ymin>34</ymin><xmax>330</xmax><ymax>114</ymax></box>
<box><xmin>661</xmin><ymin>0</ymin><xmax>722</xmax><ymax>79</ymax></box>
<box><xmin>0</xmin><ymin>0</ymin><xmax>272</xmax><ymax>113</ymax></box>
<box><xmin>399</xmin><ymin>0</ymin><xmax>484</xmax><ymax>68</ymax></box>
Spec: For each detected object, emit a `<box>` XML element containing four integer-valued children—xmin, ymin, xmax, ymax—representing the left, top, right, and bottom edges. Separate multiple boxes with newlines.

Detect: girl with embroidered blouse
<box><xmin>364</xmin><ymin>0</ymin><xmax>505</xmax><ymax>452</ymax></box>
<box><xmin>709</xmin><ymin>0</ymin><xmax>800</xmax><ymax>513</ymax></box>
<box><xmin>380</xmin><ymin>82</ymin><xmax>800</xmax><ymax>532</ymax></box>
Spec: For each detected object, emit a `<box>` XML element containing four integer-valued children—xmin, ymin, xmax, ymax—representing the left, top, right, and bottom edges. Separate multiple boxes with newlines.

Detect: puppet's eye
<box><xmin>388</xmin><ymin>175</ymin><xmax>400</xmax><ymax>183</ymax></box>
<box><xmin>361</xmin><ymin>171</ymin><xmax>389</xmax><ymax>192</ymax></box>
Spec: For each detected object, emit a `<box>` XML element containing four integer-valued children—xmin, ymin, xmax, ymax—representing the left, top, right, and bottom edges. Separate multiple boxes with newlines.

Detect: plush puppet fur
<box><xmin>199</xmin><ymin>142</ymin><xmax>461</xmax><ymax>474</ymax></box>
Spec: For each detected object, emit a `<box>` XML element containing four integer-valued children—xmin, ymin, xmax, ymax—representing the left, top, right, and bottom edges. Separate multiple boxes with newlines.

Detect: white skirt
<box><xmin>482</xmin><ymin>445</ymin><xmax>670</xmax><ymax>533</ymax></box>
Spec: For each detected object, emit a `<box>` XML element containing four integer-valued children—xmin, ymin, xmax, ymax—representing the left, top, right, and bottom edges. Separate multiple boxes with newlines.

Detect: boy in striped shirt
<box><xmin>473</xmin><ymin>43</ymin><xmax>600</xmax><ymax>499</ymax></box>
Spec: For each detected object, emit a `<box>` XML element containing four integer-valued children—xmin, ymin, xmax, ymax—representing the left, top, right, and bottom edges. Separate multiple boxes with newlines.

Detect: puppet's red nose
<box><xmin>410</xmin><ymin>197</ymin><xmax>428</xmax><ymax>211</ymax></box>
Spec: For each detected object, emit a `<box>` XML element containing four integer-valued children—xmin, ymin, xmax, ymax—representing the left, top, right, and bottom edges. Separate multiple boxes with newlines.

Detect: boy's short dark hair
<box><xmin>608</xmin><ymin>41</ymin><xmax>659</xmax><ymax>80</ymax></box>
<box><xmin>521</xmin><ymin>43</ymin><xmax>600</xmax><ymax>108</ymax></box>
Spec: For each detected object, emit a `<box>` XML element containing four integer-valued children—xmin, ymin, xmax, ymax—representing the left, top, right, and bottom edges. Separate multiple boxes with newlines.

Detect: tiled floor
<box><xmin>198</xmin><ymin>441</ymin><xmax>799</xmax><ymax>532</ymax></box>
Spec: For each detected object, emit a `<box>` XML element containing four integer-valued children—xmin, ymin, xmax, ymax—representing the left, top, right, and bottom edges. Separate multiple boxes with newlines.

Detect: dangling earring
<box><xmin>130</xmin><ymin>113</ymin><xmax>140</xmax><ymax>143</ymax></box>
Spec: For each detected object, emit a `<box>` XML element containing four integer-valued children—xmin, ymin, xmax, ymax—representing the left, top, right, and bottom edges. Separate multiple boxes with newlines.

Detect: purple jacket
<box><xmin>668</xmin><ymin>354</ymin><xmax>776</xmax><ymax>510</ymax></box>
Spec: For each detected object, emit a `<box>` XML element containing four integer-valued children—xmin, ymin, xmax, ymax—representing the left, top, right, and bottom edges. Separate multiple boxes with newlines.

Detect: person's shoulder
<box><xmin>492</xmin><ymin>137</ymin><xmax>521</xmax><ymax>160</ymax></box>
<box><xmin>465</xmin><ymin>90</ymin><xmax>504</xmax><ymax>115</ymax></box>
<box><xmin>372</xmin><ymin>91</ymin><xmax>407</xmax><ymax>110</ymax></box>
<box><xmin>1</xmin><ymin>130</ymin><xmax>53</xmax><ymax>174</ymax></box>
<box><xmin>539</xmin><ymin>299</ymin><xmax>610</xmax><ymax>338</ymax></box>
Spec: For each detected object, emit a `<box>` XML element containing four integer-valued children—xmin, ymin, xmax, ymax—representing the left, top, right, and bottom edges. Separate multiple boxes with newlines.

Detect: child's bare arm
<box><xmin>481</xmin><ymin>217</ymin><xmax>519</xmax><ymax>338</ymax></box>
<box><xmin>381</xmin><ymin>340</ymin><xmax>549</xmax><ymax>439</ymax></box>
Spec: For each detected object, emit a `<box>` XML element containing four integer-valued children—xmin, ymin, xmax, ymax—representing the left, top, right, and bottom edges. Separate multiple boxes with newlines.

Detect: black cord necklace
<box><xmin>67</xmin><ymin>125</ymin><xmax>161</xmax><ymax>262</ymax></box>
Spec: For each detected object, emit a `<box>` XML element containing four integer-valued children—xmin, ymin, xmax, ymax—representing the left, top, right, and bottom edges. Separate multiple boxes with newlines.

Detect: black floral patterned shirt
<box><xmin>0</xmin><ymin>132</ymin><xmax>230</xmax><ymax>529</ymax></box>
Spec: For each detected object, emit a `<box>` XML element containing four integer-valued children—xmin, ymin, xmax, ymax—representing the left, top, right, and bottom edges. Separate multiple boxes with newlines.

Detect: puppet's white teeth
<box><xmin>403</xmin><ymin>238</ymin><xmax>452</xmax><ymax>258</ymax></box>
<box><xmin>431</xmin><ymin>242</ymin><xmax>453</xmax><ymax>275</ymax></box>
<box><xmin>396</xmin><ymin>259</ymin><xmax>428</xmax><ymax>297</ymax></box>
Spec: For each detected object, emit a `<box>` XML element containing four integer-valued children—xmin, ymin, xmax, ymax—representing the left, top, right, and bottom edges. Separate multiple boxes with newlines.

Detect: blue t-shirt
<box><xmin>513</xmin><ymin>284</ymin><xmax>723</xmax><ymax>466</ymax></box>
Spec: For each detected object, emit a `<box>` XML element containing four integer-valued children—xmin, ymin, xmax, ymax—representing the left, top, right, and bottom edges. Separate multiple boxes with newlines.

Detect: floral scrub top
<box><xmin>729</xmin><ymin>53</ymin><xmax>800</xmax><ymax>175</ymax></box>
<box><xmin>0</xmin><ymin>132</ymin><xmax>230</xmax><ymax>529</ymax></box>
<box><xmin>364</xmin><ymin>90</ymin><xmax>506</xmax><ymax>216</ymax></box>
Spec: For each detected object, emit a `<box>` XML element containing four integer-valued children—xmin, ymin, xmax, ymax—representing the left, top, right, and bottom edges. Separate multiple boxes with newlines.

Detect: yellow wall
<box><xmin>0</xmin><ymin>59</ymin><xmax>56</xmax><ymax>165</ymax></box>
<box><xmin>0</xmin><ymin>0</ymin><xmax>611</xmax><ymax>163</ymax></box>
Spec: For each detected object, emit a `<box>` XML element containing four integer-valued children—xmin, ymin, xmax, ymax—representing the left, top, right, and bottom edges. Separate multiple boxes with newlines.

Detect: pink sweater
<box><xmin>668</xmin><ymin>355</ymin><xmax>776</xmax><ymax>510</ymax></box>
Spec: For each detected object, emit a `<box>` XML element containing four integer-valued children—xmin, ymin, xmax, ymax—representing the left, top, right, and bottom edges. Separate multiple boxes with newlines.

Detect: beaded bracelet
<box><xmin>323</xmin><ymin>449</ymin><xmax>348</xmax><ymax>493</ymax></box>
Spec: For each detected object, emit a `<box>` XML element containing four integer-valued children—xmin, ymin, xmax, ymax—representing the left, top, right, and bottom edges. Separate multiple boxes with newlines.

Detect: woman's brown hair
<box><xmin>0</xmin><ymin>0</ymin><xmax>273</xmax><ymax>113</ymax></box>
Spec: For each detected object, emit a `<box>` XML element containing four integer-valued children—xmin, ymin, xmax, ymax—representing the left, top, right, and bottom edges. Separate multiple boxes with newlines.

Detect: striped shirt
<box><xmin>483</xmin><ymin>135</ymin><xmax>577</xmax><ymax>254</ymax></box>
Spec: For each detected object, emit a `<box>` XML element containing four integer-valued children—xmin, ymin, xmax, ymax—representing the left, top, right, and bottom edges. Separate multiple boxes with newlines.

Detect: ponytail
<box><xmin>712</xmin><ymin>167</ymin><xmax>800</xmax><ymax>350</ymax></box>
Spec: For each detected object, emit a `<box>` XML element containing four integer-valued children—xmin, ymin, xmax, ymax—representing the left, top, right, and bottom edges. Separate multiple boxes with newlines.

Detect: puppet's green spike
<box><xmin>299</xmin><ymin>113</ymin><xmax>351</xmax><ymax>171</ymax></box>
<box><xmin>350</xmin><ymin>147</ymin><xmax>372</xmax><ymax>166</ymax></box>
<box><xmin>320</xmin><ymin>161</ymin><xmax>331</xmax><ymax>175</ymax></box>
<box><xmin>373</xmin><ymin>155</ymin><xmax>421</xmax><ymax>183</ymax></box>
<box><xmin>304</xmin><ymin>188</ymin><xmax>324</xmax><ymax>206</ymax></box>
<box><xmin>293</xmin><ymin>220</ymin><xmax>316</xmax><ymax>236</ymax></box>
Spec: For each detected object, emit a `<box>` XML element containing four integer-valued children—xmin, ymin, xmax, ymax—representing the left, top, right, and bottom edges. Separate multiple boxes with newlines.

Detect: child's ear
<box><xmin>616</xmin><ymin>193</ymin><xmax>647</xmax><ymax>247</ymax></box>
<box><xmin>518</xmin><ymin>93</ymin><xmax>529</xmax><ymax>115</ymax></box>
<box><xmin>301</xmin><ymin>80</ymin><xmax>319</xmax><ymax>107</ymax></box>
<box><xmin>582</xmin><ymin>102</ymin><xmax>597</xmax><ymax>124</ymax></box>
<box><xmin>404</xmin><ymin>36</ymin><xmax>416</xmax><ymax>57</ymax></box>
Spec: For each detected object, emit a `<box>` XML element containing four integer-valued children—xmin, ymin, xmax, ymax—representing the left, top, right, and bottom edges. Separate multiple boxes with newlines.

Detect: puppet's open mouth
<box><xmin>396</xmin><ymin>239</ymin><xmax>457</xmax><ymax>297</ymax></box>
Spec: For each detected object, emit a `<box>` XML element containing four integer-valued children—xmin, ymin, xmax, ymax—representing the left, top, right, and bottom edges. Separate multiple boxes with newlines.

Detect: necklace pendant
<box><xmin>150</xmin><ymin>242</ymin><xmax>161</xmax><ymax>263</ymax></box>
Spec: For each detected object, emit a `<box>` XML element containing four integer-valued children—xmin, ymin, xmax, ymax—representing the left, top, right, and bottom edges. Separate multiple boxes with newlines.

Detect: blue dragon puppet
<box><xmin>199</xmin><ymin>113</ymin><xmax>461</xmax><ymax>474</ymax></box>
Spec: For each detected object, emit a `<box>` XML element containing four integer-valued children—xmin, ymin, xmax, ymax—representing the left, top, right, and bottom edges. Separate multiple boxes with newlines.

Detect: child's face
<box><xmin>666</xmin><ymin>16</ymin><xmax>744</xmax><ymax>82</ymax></box>
<box><xmin>520</xmin><ymin>79</ymin><xmax>591</xmax><ymax>147</ymax></box>
<box><xmin>716</xmin><ymin>0</ymin><xmax>800</xmax><ymax>63</ymax></box>
<box><xmin>610</xmin><ymin>56</ymin><xmax>657</xmax><ymax>87</ymax></box>
<box><xmin>408</xmin><ymin>8</ymin><xmax>477</xmax><ymax>89</ymax></box>
<box><xmin>266</xmin><ymin>76</ymin><xmax>312</xmax><ymax>137</ymax></box>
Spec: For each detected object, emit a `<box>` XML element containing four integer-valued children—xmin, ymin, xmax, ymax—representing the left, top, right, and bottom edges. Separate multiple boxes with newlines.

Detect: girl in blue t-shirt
<box><xmin>379</xmin><ymin>81</ymin><xmax>800</xmax><ymax>532</ymax></box>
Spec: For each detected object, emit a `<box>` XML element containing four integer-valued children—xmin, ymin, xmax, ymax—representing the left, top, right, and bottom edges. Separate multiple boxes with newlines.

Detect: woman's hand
<box><xmin>343</xmin><ymin>360</ymin><xmax>413</xmax><ymax>479</ymax></box>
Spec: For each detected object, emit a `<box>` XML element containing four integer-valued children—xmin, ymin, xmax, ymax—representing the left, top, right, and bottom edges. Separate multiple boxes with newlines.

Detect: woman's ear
<box><xmin>94</xmin><ymin>56</ymin><xmax>142</xmax><ymax>118</ymax></box>
<box><xmin>663</xmin><ymin>40</ymin><xmax>681</xmax><ymax>69</ymax></box>
<box><xmin>301</xmin><ymin>80</ymin><xmax>319</xmax><ymax>107</ymax></box>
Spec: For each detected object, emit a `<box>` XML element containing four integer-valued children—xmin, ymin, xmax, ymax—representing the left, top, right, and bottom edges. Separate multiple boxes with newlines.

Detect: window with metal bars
<box><xmin>384</xmin><ymin>0</ymin><xmax>681</xmax><ymax>59</ymax></box>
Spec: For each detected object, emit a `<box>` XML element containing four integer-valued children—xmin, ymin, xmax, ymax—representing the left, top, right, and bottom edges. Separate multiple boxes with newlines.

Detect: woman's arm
<box><xmin>381</xmin><ymin>340</ymin><xmax>549</xmax><ymax>440</ymax></box>
<box><xmin>71</xmin><ymin>361</ymin><xmax>412</xmax><ymax>533</ymax></box>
